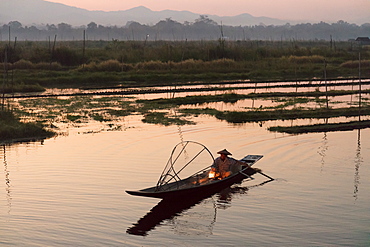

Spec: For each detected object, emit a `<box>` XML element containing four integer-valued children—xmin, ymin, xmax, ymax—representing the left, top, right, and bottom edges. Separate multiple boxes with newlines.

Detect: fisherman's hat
<box><xmin>217</xmin><ymin>149</ymin><xmax>232</xmax><ymax>155</ymax></box>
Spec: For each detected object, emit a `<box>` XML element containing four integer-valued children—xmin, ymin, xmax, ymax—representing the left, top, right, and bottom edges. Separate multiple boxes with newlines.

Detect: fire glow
<box><xmin>208</xmin><ymin>170</ymin><xmax>216</xmax><ymax>179</ymax></box>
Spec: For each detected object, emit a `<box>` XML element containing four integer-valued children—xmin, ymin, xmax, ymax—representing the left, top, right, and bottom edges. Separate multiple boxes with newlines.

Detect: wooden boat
<box><xmin>126</xmin><ymin>141</ymin><xmax>268</xmax><ymax>199</ymax></box>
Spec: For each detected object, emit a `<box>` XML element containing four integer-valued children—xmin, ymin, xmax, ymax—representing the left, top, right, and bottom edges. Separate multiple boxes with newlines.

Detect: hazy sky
<box><xmin>47</xmin><ymin>0</ymin><xmax>369</xmax><ymax>23</ymax></box>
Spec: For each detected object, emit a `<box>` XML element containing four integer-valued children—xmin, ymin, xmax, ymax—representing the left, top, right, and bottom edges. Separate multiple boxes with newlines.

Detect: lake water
<box><xmin>1</xmin><ymin>113</ymin><xmax>369</xmax><ymax>246</ymax></box>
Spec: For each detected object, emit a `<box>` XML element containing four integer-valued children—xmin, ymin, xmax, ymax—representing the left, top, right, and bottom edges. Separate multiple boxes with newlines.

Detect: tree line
<box><xmin>1</xmin><ymin>16</ymin><xmax>370</xmax><ymax>42</ymax></box>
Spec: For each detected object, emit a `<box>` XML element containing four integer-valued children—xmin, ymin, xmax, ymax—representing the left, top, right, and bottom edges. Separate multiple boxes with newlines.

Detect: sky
<box><xmin>46</xmin><ymin>0</ymin><xmax>370</xmax><ymax>23</ymax></box>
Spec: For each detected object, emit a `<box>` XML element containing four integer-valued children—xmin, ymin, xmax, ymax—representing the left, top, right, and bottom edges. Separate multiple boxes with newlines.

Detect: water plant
<box><xmin>0</xmin><ymin>110</ymin><xmax>55</xmax><ymax>142</ymax></box>
<box><xmin>268</xmin><ymin>120</ymin><xmax>370</xmax><ymax>134</ymax></box>
<box><xmin>142</xmin><ymin>112</ymin><xmax>194</xmax><ymax>126</ymax></box>
<box><xmin>179</xmin><ymin>107</ymin><xmax>370</xmax><ymax>123</ymax></box>
<box><xmin>0</xmin><ymin>40</ymin><xmax>368</xmax><ymax>91</ymax></box>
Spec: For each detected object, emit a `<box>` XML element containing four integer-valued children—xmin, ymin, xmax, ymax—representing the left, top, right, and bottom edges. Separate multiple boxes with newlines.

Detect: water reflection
<box><xmin>354</xmin><ymin>129</ymin><xmax>362</xmax><ymax>201</ymax></box>
<box><xmin>127</xmin><ymin>179</ymin><xmax>273</xmax><ymax>236</ymax></box>
<box><xmin>1</xmin><ymin>145</ymin><xmax>12</xmax><ymax>214</ymax></box>
<box><xmin>317</xmin><ymin>132</ymin><xmax>328</xmax><ymax>171</ymax></box>
<box><xmin>126</xmin><ymin>193</ymin><xmax>215</xmax><ymax>236</ymax></box>
<box><xmin>215</xmin><ymin>179</ymin><xmax>273</xmax><ymax>209</ymax></box>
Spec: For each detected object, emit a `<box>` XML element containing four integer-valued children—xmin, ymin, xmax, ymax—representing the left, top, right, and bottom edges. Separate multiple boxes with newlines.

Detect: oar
<box><xmin>256</xmin><ymin>170</ymin><xmax>274</xmax><ymax>180</ymax></box>
<box><xmin>240</xmin><ymin>164</ymin><xmax>274</xmax><ymax>180</ymax></box>
<box><xmin>240</xmin><ymin>170</ymin><xmax>254</xmax><ymax>180</ymax></box>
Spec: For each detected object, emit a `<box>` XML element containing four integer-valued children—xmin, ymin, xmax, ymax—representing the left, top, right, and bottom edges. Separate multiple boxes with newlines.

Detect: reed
<box><xmin>1</xmin><ymin>40</ymin><xmax>368</xmax><ymax>89</ymax></box>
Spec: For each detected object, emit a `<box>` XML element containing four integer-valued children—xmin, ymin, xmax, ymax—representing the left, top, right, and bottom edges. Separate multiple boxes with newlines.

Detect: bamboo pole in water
<box><xmin>2</xmin><ymin>46</ymin><xmax>7</xmax><ymax>110</ymax></box>
<box><xmin>82</xmin><ymin>30</ymin><xmax>86</xmax><ymax>66</ymax></box>
<box><xmin>50</xmin><ymin>34</ymin><xmax>57</xmax><ymax>66</ymax></box>
<box><xmin>324</xmin><ymin>59</ymin><xmax>329</xmax><ymax>109</ymax></box>
<box><xmin>358</xmin><ymin>52</ymin><xmax>361</xmax><ymax>122</ymax></box>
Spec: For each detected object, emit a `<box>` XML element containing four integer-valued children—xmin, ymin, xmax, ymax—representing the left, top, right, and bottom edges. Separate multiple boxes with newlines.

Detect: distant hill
<box><xmin>0</xmin><ymin>0</ymin><xmax>290</xmax><ymax>27</ymax></box>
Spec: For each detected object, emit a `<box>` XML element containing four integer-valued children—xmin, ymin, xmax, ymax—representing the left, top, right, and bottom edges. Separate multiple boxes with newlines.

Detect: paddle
<box><xmin>246</xmin><ymin>166</ymin><xmax>274</xmax><ymax>180</ymax></box>
<box><xmin>256</xmin><ymin>170</ymin><xmax>274</xmax><ymax>180</ymax></box>
<box><xmin>240</xmin><ymin>169</ymin><xmax>254</xmax><ymax>180</ymax></box>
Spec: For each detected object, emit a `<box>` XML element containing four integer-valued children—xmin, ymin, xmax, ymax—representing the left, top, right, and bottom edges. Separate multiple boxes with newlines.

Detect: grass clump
<box><xmin>0</xmin><ymin>110</ymin><xmax>55</xmax><ymax>142</ymax></box>
<box><xmin>178</xmin><ymin>107</ymin><xmax>370</xmax><ymax>123</ymax></box>
<box><xmin>142</xmin><ymin>112</ymin><xmax>194</xmax><ymax>126</ymax></box>
<box><xmin>340</xmin><ymin>60</ymin><xmax>370</xmax><ymax>69</ymax></box>
<box><xmin>66</xmin><ymin>114</ymin><xmax>84</xmax><ymax>122</ymax></box>
<box><xmin>79</xmin><ymin>60</ymin><xmax>135</xmax><ymax>72</ymax></box>
<box><xmin>282</xmin><ymin>55</ymin><xmax>325</xmax><ymax>64</ymax></box>
<box><xmin>92</xmin><ymin>113</ymin><xmax>111</xmax><ymax>122</ymax></box>
<box><xmin>0</xmin><ymin>82</ymin><xmax>45</xmax><ymax>93</ymax></box>
<box><xmin>137</xmin><ymin>93</ymin><xmax>247</xmax><ymax>106</ymax></box>
<box><xmin>1</xmin><ymin>40</ymin><xmax>369</xmax><ymax>88</ymax></box>
<box><xmin>268</xmin><ymin>120</ymin><xmax>370</xmax><ymax>134</ymax></box>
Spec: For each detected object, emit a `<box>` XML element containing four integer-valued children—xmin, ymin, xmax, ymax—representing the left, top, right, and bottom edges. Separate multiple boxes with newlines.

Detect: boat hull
<box><xmin>126</xmin><ymin>166</ymin><xmax>257</xmax><ymax>199</ymax></box>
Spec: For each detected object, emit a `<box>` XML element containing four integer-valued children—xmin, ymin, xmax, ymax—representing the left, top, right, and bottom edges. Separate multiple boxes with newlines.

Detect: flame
<box><xmin>208</xmin><ymin>170</ymin><xmax>216</xmax><ymax>179</ymax></box>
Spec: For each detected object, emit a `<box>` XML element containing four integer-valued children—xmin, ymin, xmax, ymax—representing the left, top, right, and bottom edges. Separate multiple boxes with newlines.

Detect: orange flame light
<box><xmin>208</xmin><ymin>170</ymin><xmax>216</xmax><ymax>179</ymax></box>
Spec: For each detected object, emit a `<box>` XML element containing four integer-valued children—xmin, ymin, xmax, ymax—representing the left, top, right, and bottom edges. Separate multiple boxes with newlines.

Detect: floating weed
<box><xmin>137</xmin><ymin>93</ymin><xmax>246</xmax><ymax>106</ymax></box>
<box><xmin>66</xmin><ymin>115</ymin><xmax>84</xmax><ymax>122</ymax></box>
<box><xmin>179</xmin><ymin>107</ymin><xmax>370</xmax><ymax>123</ymax></box>
<box><xmin>269</xmin><ymin>120</ymin><xmax>370</xmax><ymax>134</ymax></box>
<box><xmin>106</xmin><ymin>124</ymin><xmax>123</xmax><ymax>131</ymax></box>
<box><xmin>107</xmin><ymin>109</ymin><xmax>132</xmax><ymax>117</ymax></box>
<box><xmin>17</xmin><ymin>95</ymin><xmax>140</xmax><ymax>127</ymax></box>
<box><xmin>12</xmin><ymin>85</ymin><xmax>370</xmax><ymax>133</ymax></box>
<box><xmin>0</xmin><ymin>110</ymin><xmax>55</xmax><ymax>141</ymax></box>
<box><xmin>179</xmin><ymin>108</ymin><xmax>221</xmax><ymax>117</ymax></box>
<box><xmin>270</xmin><ymin>97</ymin><xmax>315</xmax><ymax>109</ymax></box>
<box><xmin>142</xmin><ymin>112</ymin><xmax>195</xmax><ymax>126</ymax></box>
<box><xmin>92</xmin><ymin>113</ymin><xmax>111</xmax><ymax>122</ymax></box>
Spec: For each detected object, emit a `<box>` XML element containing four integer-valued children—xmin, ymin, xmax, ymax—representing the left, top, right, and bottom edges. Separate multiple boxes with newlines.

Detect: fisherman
<box><xmin>211</xmin><ymin>149</ymin><xmax>248</xmax><ymax>179</ymax></box>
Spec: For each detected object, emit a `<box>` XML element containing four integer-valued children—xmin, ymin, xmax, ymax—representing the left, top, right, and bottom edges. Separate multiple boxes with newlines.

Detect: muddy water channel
<box><xmin>1</xmin><ymin>80</ymin><xmax>370</xmax><ymax>246</ymax></box>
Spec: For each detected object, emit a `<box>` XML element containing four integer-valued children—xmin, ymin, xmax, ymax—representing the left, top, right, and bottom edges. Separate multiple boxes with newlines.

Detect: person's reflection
<box><xmin>217</xmin><ymin>187</ymin><xmax>234</xmax><ymax>207</ymax></box>
<box><xmin>216</xmin><ymin>186</ymin><xmax>247</xmax><ymax>209</ymax></box>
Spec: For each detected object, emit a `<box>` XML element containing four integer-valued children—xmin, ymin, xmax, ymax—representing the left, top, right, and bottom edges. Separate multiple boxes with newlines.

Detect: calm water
<box><xmin>1</xmin><ymin>114</ymin><xmax>370</xmax><ymax>246</ymax></box>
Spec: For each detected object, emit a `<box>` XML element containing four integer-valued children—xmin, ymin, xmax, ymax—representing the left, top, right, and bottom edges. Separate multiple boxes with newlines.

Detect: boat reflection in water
<box><xmin>126</xmin><ymin>179</ymin><xmax>273</xmax><ymax>236</ymax></box>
